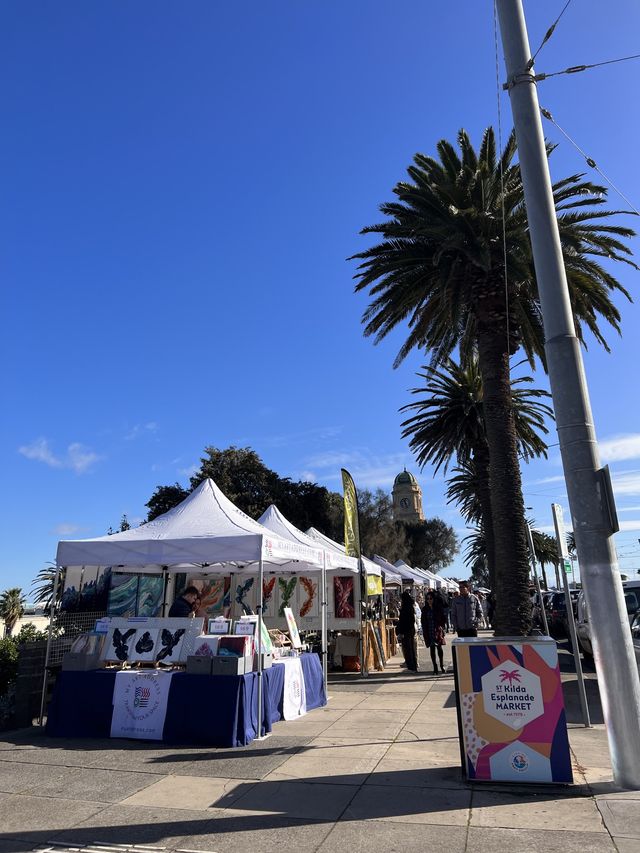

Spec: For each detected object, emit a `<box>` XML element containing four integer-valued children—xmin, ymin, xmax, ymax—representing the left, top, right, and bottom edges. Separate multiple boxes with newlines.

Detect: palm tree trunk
<box><xmin>473</xmin><ymin>440</ymin><xmax>496</xmax><ymax>588</ymax></box>
<box><xmin>476</xmin><ymin>323</ymin><xmax>532</xmax><ymax>636</ymax></box>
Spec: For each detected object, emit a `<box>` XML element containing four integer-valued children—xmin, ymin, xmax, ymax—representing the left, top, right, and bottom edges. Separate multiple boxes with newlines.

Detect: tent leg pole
<box><xmin>321</xmin><ymin>554</ymin><xmax>327</xmax><ymax>696</ymax></box>
<box><xmin>257</xmin><ymin>553</ymin><xmax>265</xmax><ymax>739</ymax></box>
<box><xmin>39</xmin><ymin>563</ymin><xmax>61</xmax><ymax>727</ymax></box>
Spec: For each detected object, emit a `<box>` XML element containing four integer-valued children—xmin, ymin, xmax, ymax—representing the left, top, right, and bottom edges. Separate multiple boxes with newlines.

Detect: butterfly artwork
<box><xmin>235</xmin><ymin>577</ymin><xmax>255</xmax><ymax>615</ymax></box>
<box><xmin>155</xmin><ymin>628</ymin><xmax>186</xmax><ymax>663</ymax></box>
<box><xmin>109</xmin><ymin>628</ymin><xmax>137</xmax><ymax>662</ymax></box>
<box><xmin>334</xmin><ymin>576</ymin><xmax>355</xmax><ymax>619</ymax></box>
<box><xmin>299</xmin><ymin>577</ymin><xmax>318</xmax><ymax>617</ymax></box>
<box><xmin>262</xmin><ymin>577</ymin><xmax>277</xmax><ymax>618</ymax></box>
<box><xmin>278</xmin><ymin>577</ymin><xmax>298</xmax><ymax>617</ymax></box>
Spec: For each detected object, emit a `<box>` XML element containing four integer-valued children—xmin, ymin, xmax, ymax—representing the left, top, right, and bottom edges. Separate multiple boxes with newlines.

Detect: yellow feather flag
<box><xmin>341</xmin><ymin>468</ymin><xmax>361</xmax><ymax>559</ymax></box>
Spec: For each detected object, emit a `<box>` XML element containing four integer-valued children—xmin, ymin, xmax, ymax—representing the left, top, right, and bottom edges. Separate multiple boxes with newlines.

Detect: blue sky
<box><xmin>3</xmin><ymin>1</ymin><xmax>640</xmax><ymax>595</ymax></box>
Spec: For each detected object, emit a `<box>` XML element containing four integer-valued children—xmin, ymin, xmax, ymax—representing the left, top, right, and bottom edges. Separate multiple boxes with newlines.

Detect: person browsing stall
<box><xmin>168</xmin><ymin>586</ymin><xmax>199</xmax><ymax>617</ymax></box>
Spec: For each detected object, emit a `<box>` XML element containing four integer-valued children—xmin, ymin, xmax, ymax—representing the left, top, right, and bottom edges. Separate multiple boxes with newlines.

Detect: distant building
<box><xmin>392</xmin><ymin>469</ymin><xmax>424</xmax><ymax>524</ymax></box>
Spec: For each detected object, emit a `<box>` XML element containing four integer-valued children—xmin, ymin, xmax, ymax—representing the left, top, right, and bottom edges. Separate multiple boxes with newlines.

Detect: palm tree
<box><xmin>351</xmin><ymin>128</ymin><xmax>634</xmax><ymax>635</ymax></box>
<box><xmin>0</xmin><ymin>588</ymin><xmax>26</xmax><ymax>637</ymax></box>
<box><xmin>31</xmin><ymin>565</ymin><xmax>65</xmax><ymax>615</ymax></box>
<box><xmin>530</xmin><ymin>529</ymin><xmax>560</xmax><ymax>590</ymax></box>
<box><xmin>400</xmin><ymin>357</ymin><xmax>552</xmax><ymax>585</ymax></box>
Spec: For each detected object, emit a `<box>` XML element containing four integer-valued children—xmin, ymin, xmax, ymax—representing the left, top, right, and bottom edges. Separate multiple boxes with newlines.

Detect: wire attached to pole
<box><xmin>540</xmin><ymin>106</ymin><xmax>640</xmax><ymax>217</ymax></box>
<box><xmin>526</xmin><ymin>0</ymin><xmax>574</xmax><ymax>70</ymax></box>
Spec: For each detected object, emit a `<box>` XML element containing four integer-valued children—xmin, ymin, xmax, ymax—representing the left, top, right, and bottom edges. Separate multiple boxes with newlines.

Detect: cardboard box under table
<box><xmin>452</xmin><ymin>636</ymin><xmax>573</xmax><ymax>784</ymax></box>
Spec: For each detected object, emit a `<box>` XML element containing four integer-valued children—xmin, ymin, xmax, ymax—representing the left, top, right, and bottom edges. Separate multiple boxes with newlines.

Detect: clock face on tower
<box><xmin>399</xmin><ymin>497</ymin><xmax>409</xmax><ymax>509</ymax></box>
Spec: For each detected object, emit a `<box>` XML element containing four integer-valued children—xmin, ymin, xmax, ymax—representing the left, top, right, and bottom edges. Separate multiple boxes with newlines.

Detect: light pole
<box><xmin>497</xmin><ymin>0</ymin><xmax>640</xmax><ymax>787</ymax></box>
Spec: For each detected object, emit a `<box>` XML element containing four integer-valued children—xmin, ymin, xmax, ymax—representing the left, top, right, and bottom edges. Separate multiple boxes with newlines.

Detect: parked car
<box><xmin>631</xmin><ymin>610</ymin><xmax>640</xmax><ymax>674</ymax></box>
<box><xmin>547</xmin><ymin>590</ymin><xmax>580</xmax><ymax>640</ymax></box>
<box><xmin>531</xmin><ymin>591</ymin><xmax>552</xmax><ymax>630</ymax></box>
<box><xmin>576</xmin><ymin>580</ymin><xmax>640</xmax><ymax>659</ymax></box>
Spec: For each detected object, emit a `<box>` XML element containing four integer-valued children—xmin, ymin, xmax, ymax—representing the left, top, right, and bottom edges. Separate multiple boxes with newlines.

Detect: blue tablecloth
<box><xmin>46</xmin><ymin>653</ymin><xmax>326</xmax><ymax>747</ymax></box>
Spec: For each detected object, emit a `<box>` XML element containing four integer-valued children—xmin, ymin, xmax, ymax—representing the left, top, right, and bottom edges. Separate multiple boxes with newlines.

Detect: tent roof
<box><xmin>56</xmin><ymin>479</ymin><xmax>324</xmax><ymax>571</ymax></box>
<box><xmin>258</xmin><ymin>505</ymin><xmax>358</xmax><ymax>574</ymax></box>
<box><xmin>305</xmin><ymin>527</ymin><xmax>359</xmax><ymax>572</ymax></box>
<box><xmin>393</xmin><ymin>560</ymin><xmax>434</xmax><ymax>586</ymax></box>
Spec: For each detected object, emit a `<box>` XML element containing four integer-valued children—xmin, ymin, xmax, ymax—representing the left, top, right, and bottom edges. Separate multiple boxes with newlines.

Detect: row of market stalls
<box><xmin>50</xmin><ymin>478</ymin><xmax>459</xmax><ymax>686</ymax></box>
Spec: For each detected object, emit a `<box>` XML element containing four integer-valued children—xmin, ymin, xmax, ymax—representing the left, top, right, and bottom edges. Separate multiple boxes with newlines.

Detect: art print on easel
<box><xmin>334</xmin><ymin>576</ymin><xmax>355</xmax><ymax>619</ymax></box>
<box><xmin>298</xmin><ymin>577</ymin><xmax>319</xmax><ymax>618</ymax></box>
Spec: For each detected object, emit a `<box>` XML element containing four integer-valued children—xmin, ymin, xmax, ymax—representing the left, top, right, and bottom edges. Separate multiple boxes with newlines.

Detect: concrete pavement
<box><xmin>0</xmin><ymin>641</ymin><xmax>638</xmax><ymax>853</ymax></box>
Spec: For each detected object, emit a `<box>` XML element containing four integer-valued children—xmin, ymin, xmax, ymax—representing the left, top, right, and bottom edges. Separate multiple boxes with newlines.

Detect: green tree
<box><xmin>0</xmin><ymin>588</ymin><xmax>26</xmax><ymax>637</ymax></box>
<box><xmin>401</xmin><ymin>357</ymin><xmax>551</xmax><ymax>585</ymax></box>
<box><xmin>351</xmin><ymin>128</ymin><xmax>634</xmax><ymax>634</ymax></box>
<box><xmin>146</xmin><ymin>483</ymin><xmax>190</xmax><ymax>521</ymax></box>
<box><xmin>147</xmin><ymin>446</ymin><xmax>344</xmax><ymax>541</ymax></box>
<box><xmin>357</xmin><ymin>488</ymin><xmax>409</xmax><ymax>563</ymax></box>
<box><xmin>404</xmin><ymin>518</ymin><xmax>459</xmax><ymax>572</ymax></box>
<box><xmin>531</xmin><ymin>530</ymin><xmax>560</xmax><ymax>590</ymax></box>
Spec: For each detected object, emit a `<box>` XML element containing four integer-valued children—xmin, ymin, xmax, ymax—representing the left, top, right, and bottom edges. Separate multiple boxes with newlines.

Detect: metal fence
<box><xmin>45</xmin><ymin>610</ymin><xmax>107</xmax><ymax>667</ymax></box>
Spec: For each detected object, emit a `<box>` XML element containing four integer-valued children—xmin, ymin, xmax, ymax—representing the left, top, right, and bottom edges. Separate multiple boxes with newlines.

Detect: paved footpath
<box><xmin>0</xmin><ymin>642</ymin><xmax>639</xmax><ymax>853</ymax></box>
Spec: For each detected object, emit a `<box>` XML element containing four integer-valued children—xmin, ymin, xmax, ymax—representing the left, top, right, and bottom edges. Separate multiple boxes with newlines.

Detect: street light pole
<box><xmin>496</xmin><ymin>0</ymin><xmax>640</xmax><ymax>788</ymax></box>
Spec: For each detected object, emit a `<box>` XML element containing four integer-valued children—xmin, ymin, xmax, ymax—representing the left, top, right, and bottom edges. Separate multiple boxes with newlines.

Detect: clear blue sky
<box><xmin>3</xmin><ymin>1</ymin><xmax>640</xmax><ymax>595</ymax></box>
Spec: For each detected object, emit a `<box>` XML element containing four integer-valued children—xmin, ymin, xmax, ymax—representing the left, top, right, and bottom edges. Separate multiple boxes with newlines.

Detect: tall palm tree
<box><xmin>0</xmin><ymin>588</ymin><xmax>26</xmax><ymax>637</ymax></box>
<box><xmin>351</xmin><ymin>128</ymin><xmax>635</xmax><ymax>635</ymax></box>
<box><xmin>31</xmin><ymin>565</ymin><xmax>66</xmax><ymax>615</ymax></box>
<box><xmin>400</xmin><ymin>357</ymin><xmax>552</xmax><ymax>585</ymax></box>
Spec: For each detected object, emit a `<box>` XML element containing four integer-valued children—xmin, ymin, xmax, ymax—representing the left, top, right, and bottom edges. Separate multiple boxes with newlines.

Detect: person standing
<box><xmin>451</xmin><ymin>581</ymin><xmax>483</xmax><ymax>638</ymax></box>
<box><xmin>168</xmin><ymin>585</ymin><xmax>199</xmax><ymax>617</ymax></box>
<box><xmin>396</xmin><ymin>590</ymin><xmax>418</xmax><ymax>672</ymax></box>
<box><xmin>421</xmin><ymin>590</ymin><xmax>447</xmax><ymax>674</ymax></box>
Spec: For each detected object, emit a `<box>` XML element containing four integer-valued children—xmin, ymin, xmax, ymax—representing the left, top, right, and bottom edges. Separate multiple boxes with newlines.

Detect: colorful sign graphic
<box><xmin>453</xmin><ymin>638</ymin><xmax>572</xmax><ymax>784</ymax></box>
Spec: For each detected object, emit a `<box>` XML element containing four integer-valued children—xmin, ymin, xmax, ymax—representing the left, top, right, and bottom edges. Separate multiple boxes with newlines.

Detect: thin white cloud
<box><xmin>67</xmin><ymin>443</ymin><xmax>101</xmax><ymax>474</ymax></box>
<box><xmin>177</xmin><ymin>464</ymin><xmax>199</xmax><ymax>478</ymax></box>
<box><xmin>19</xmin><ymin>438</ymin><xmax>62</xmax><ymax>468</ymax></box>
<box><xmin>530</xmin><ymin>475</ymin><xmax>566</xmax><ymax>486</ymax></box>
<box><xmin>304</xmin><ymin>448</ymin><xmax>430</xmax><ymax>491</ymax></box>
<box><xmin>262</xmin><ymin>425</ymin><xmax>343</xmax><ymax>449</ymax></box>
<box><xmin>125</xmin><ymin>422</ymin><xmax>159</xmax><ymax>441</ymax></box>
<box><xmin>51</xmin><ymin>523</ymin><xmax>82</xmax><ymax>536</ymax></box>
<box><xmin>611</xmin><ymin>470</ymin><xmax>640</xmax><ymax>497</ymax></box>
<box><xmin>600</xmin><ymin>433</ymin><xmax>640</xmax><ymax>463</ymax></box>
<box><xmin>298</xmin><ymin>470</ymin><xmax>317</xmax><ymax>483</ymax></box>
<box><xmin>617</xmin><ymin>505</ymin><xmax>640</xmax><ymax>513</ymax></box>
<box><xmin>19</xmin><ymin>438</ymin><xmax>101</xmax><ymax>474</ymax></box>
<box><xmin>618</xmin><ymin>519</ymin><xmax>640</xmax><ymax>532</ymax></box>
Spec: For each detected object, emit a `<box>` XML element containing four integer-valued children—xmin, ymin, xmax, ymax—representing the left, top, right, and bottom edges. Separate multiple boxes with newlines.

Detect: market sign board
<box><xmin>453</xmin><ymin>637</ymin><xmax>572</xmax><ymax>784</ymax></box>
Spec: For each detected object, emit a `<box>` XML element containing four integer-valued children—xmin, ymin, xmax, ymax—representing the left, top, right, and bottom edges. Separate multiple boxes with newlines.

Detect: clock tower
<box><xmin>392</xmin><ymin>469</ymin><xmax>424</xmax><ymax>523</ymax></box>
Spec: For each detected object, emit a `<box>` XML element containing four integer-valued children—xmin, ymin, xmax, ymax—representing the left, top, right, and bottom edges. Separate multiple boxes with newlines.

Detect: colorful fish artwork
<box><xmin>278</xmin><ymin>577</ymin><xmax>297</xmax><ymax>617</ymax></box>
<box><xmin>334</xmin><ymin>576</ymin><xmax>355</xmax><ymax>619</ymax></box>
<box><xmin>299</xmin><ymin>577</ymin><xmax>318</xmax><ymax>617</ymax></box>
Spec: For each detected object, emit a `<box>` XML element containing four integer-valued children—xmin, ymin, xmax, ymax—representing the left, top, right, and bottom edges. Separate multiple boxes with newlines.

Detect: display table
<box><xmin>46</xmin><ymin>652</ymin><xmax>325</xmax><ymax>747</ymax></box>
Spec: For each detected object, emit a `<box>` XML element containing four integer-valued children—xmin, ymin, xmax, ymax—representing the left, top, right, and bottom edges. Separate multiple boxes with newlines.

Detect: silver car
<box><xmin>576</xmin><ymin>580</ymin><xmax>640</xmax><ymax>660</ymax></box>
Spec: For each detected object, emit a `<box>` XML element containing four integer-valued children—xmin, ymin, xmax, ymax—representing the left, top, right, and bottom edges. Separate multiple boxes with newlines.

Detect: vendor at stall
<box><xmin>169</xmin><ymin>585</ymin><xmax>199</xmax><ymax>617</ymax></box>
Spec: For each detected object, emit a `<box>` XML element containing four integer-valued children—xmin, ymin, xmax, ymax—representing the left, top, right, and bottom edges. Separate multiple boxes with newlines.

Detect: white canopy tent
<box><xmin>257</xmin><ymin>504</ymin><xmax>357</xmax><ymax>686</ymax></box>
<box><xmin>372</xmin><ymin>555</ymin><xmax>403</xmax><ymax>586</ymax></box>
<box><xmin>393</xmin><ymin>560</ymin><xmax>434</xmax><ymax>586</ymax></box>
<box><xmin>57</xmin><ymin>479</ymin><xmax>323</xmax><ymax>571</ymax></box>
<box><xmin>48</xmin><ymin>479</ymin><xmax>325</xmax><ymax>733</ymax></box>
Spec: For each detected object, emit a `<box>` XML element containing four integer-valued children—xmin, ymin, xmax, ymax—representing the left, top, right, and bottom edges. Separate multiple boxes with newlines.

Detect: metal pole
<box><xmin>525</xmin><ymin>525</ymin><xmax>549</xmax><ymax>636</ymax></box>
<box><xmin>39</xmin><ymin>563</ymin><xmax>62</xmax><ymax>726</ymax></box>
<box><xmin>257</xmin><ymin>552</ymin><xmax>265</xmax><ymax>738</ymax></box>
<box><xmin>321</xmin><ymin>552</ymin><xmax>328</xmax><ymax>693</ymax></box>
<box><xmin>497</xmin><ymin>0</ymin><xmax>640</xmax><ymax>786</ymax></box>
<box><xmin>552</xmin><ymin>502</ymin><xmax>590</xmax><ymax>727</ymax></box>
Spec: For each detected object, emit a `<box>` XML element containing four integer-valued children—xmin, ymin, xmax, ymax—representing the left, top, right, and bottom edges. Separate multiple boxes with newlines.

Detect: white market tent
<box><xmin>393</xmin><ymin>560</ymin><xmax>434</xmax><ymax>586</ymax></box>
<box><xmin>304</xmin><ymin>527</ymin><xmax>360</xmax><ymax>573</ymax></box>
<box><xmin>371</xmin><ymin>555</ymin><xmax>402</xmax><ymax>586</ymax></box>
<box><xmin>49</xmin><ymin>479</ymin><xmax>325</xmax><ymax>731</ymax></box>
<box><xmin>56</xmin><ymin>479</ymin><xmax>323</xmax><ymax>571</ymax></box>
